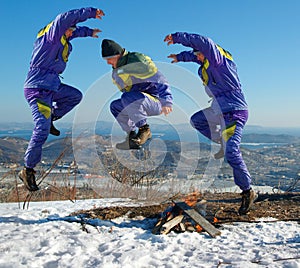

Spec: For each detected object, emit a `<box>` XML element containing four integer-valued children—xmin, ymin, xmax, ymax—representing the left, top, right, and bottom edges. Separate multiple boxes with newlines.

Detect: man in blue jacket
<box><xmin>101</xmin><ymin>39</ymin><xmax>173</xmax><ymax>150</ymax></box>
<box><xmin>19</xmin><ymin>7</ymin><xmax>105</xmax><ymax>191</ymax></box>
<box><xmin>164</xmin><ymin>32</ymin><xmax>256</xmax><ymax>215</ymax></box>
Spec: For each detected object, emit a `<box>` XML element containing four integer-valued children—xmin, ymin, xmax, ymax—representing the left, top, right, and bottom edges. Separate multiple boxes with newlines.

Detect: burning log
<box><xmin>152</xmin><ymin>199</ymin><xmax>221</xmax><ymax>238</ymax></box>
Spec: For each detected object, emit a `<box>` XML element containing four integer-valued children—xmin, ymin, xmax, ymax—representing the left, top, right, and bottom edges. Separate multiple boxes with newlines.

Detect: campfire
<box><xmin>152</xmin><ymin>192</ymin><xmax>221</xmax><ymax>238</ymax></box>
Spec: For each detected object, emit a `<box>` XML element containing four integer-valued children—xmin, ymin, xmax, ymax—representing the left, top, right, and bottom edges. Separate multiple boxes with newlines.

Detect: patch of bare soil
<box><xmin>71</xmin><ymin>204</ymin><xmax>169</xmax><ymax>220</ymax></box>
<box><xmin>71</xmin><ymin>192</ymin><xmax>300</xmax><ymax>225</ymax></box>
<box><xmin>203</xmin><ymin>192</ymin><xmax>300</xmax><ymax>223</ymax></box>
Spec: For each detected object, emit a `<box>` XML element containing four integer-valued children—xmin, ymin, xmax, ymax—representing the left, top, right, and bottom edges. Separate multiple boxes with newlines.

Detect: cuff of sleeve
<box><xmin>161</xmin><ymin>101</ymin><xmax>173</xmax><ymax>107</ymax></box>
<box><xmin>172</xmin><ymin>33</ymin><xmax>180</xmax><ymax>44</ymax></box>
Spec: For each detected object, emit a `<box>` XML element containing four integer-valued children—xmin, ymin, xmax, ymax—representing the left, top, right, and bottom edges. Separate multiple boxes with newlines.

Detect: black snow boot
<box><xmin>238</xmin><ymin>189</ymin><xmax>257</xmax><ymax>215</ymax></box>
<box><xmin>50</xmin><ymin>120</ymin><xmax>60</xmax><ymax>136</ymax></box>
<box><xmin>18</xmin><ymin>167</ymin><xmax>39</xmax><ymax>191</ymax></box>
<box><xmin>133</xmin><ymin>124</ymin><xmax>152</xmax><ymax>146</ymax></box>
<box><xmin>50</xmin><ymin>115</ymin><xmax>61</xmax><ymax>136</ymax></box>
<box><xmin>116</xmin><ymin>131</ymin><xmax>141</xmax><ymax>150</ymax></box>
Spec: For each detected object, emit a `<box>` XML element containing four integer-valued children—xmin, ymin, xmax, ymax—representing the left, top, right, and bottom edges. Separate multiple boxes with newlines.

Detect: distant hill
<box><xmin>242</xmin><ymin>133</ymin><xmax>300</xmax><ymax>143</ymax></box>
<box><xmin>0</xmin><ymin>136</ymin><xmax>28</xmax><ymax>164</ymax></box>
<box><xmin>0</xmin><ymin>122</ymin><xmax>34</xmax><ymax>130</ymax></box>
<box><xmin>0</xmin><ymin>121</ymin><xmax>299</xmax><ymax>145</ymax></box>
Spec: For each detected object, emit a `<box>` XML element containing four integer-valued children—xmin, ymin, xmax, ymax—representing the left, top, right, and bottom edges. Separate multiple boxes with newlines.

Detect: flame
<box><xmin>195</xmin><ymin>224</ymin><xmax>203</xmax><ymax>233</ymax></box>
<box><xmin>166</xmin><ymin>211</ymin><xmax>173</xmax><ymax>221</ymax></box>
<box><xmin>184</xmin><ymin>191</ymin><xmax>200</xmax><ymax>207</ymax></box>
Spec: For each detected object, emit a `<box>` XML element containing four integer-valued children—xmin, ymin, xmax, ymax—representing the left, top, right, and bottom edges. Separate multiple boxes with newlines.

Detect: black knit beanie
<box><xmin>101</xmin><ymin>39</ymin><xmax>123</xmax><ymax>58</ymax></box>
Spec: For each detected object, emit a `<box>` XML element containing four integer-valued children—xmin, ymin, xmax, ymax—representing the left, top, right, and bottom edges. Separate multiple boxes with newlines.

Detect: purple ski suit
<box><xmin>171</xmin><ymin>32</ymin><xmax>252</xmax><ymax>191</ymax></box>
<box><xmin>23</xmin><ymin>7</ymin><xmax>98</xmax><ymax>169</ymax></box>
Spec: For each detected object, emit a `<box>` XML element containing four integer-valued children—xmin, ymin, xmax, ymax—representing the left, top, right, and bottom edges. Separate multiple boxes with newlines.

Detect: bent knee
<box><xmin>190</xmin><ymin>113</ymin><xmax>208</xmax><ymax>129</ymax></box>
<box><xmin>74</xmin><ymin>91</ymin><xmax>83</xmax><ymax>104</ymax></box>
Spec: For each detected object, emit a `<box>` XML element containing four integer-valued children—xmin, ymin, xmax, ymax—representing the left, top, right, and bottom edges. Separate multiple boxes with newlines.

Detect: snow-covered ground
<box><xmin>0</xmin><ymin>199</ymin><xmax>299</xmax><ymax>268</ymax></box>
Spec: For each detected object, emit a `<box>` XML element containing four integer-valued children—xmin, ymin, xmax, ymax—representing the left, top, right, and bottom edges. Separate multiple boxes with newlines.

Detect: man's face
<box><xmin>195</xmin><ymin>52</ymin><xmax>205</xmax><ymax>63</ymax></box>
<box><xmin>65</xmin><ymin>28</ymin><xmax>74</xmax><ymax>38</ymax></box>
<box><xmin>105</xmin><ymin>55</ymin><xmax>121</xmax><ymax>68</ymax></box>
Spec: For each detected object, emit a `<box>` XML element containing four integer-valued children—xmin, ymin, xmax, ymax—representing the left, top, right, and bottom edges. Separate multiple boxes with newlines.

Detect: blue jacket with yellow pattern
<box><xmin>172</xmin><ymin>32</ymin><xmax>248</xmax><ymax>114</ymax></box>
<box><xmin>24</xmin><ymin>7</ymin><xmax>97</xmax><ymax>91</ymax></box>
<box><xmin>112</xmin><ymin>51</ymin><xmax>173</xmax><ymax>107</ymax></box>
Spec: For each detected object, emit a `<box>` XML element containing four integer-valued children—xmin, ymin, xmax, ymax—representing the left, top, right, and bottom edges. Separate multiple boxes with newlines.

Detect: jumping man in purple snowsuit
<box><xmin>19</xmin><ymin>7</ymin><xmax>105</xmax><ymax>191</ymax></box>
<box><xmin>101</xmin><ymin>39</ymin><xmax>173</xmax><ymax>150</ymax></box>
<box><xmin>164</xmin><ymin>32</ymin><xmax>257</xmax><ymax>215</ymax></box>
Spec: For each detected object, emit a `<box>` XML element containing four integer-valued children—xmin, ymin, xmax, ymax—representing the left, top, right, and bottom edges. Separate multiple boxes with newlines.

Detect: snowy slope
<box><xmin>0</xmin><ymin>199</ymin><xmax>299</xmax><ymax>268</ymax></box>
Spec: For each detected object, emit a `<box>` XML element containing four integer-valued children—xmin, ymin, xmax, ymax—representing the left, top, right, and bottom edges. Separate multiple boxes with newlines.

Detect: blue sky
<box><xmin>1</xmin><ymin>0</ymin><xmax>299</xmax><ymax>127</ymax></box>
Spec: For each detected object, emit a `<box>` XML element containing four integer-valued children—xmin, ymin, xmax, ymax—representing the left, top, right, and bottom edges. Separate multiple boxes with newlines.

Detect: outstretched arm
<box><xmin>167</xmin><ymin>51</ymin><xmax>199</xmax><ymax>64</ymax></box>
<box><xmin>165</xmin><ymin>32</ymin><xmax>210</xmax><ymax>53</ymax></box>
<box><xmin>47</xmin><ymin>7</ymin><xmax>105</xmax><ymax>42</ymax></box>
<box><xmin>69</xmin><ymin>27</ymin><xmax>102</xmax><ymax>40</ymax></box>
<box><xmin>165</xmin><ymin>32</ymin><xmax>222</xmax><ymax>66</ymax></box>
<box><xmin>164</xmin><ymin>34</ymin><xmax>200</xmax><ymax>64</ymax></box>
